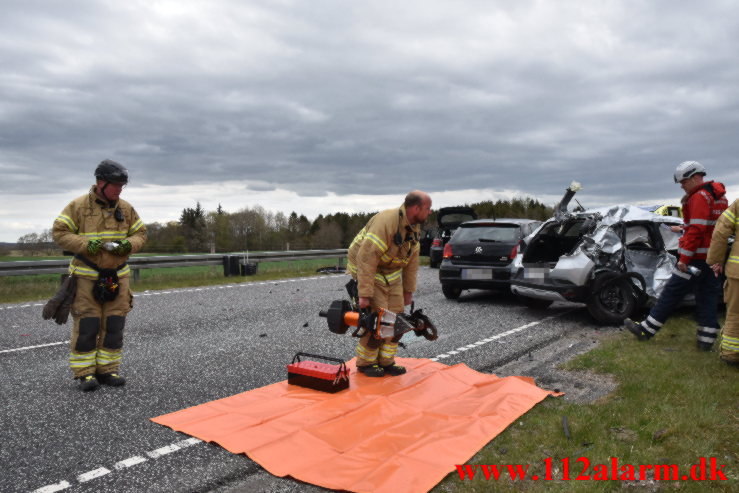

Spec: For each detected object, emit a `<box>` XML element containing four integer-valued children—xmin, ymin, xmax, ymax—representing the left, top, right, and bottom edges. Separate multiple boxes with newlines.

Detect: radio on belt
<box><xmin>287</xmin><ymin>352</ymin><xmax>350</xmax><ymax>393</ymax></box>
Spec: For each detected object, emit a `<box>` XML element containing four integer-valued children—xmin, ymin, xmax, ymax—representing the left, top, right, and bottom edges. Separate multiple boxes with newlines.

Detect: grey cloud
<box><xmin>1</xmin><ymin>0</ymin><xmax>738</xmax><ymax>213</ymax></box>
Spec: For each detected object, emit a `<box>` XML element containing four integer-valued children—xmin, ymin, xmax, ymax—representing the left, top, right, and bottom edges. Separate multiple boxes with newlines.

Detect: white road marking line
<box><xmin>113</xmin><ymin>456</ymin><xmax>147</xmax><ymax>470</ymax></box>
<box><xmin>32</xmin><ymin>440</ymin><xmax>205</xmax><ymax>492</ymax></box>
<box><xmin>32</xmin><ymin>481</ymin><xmax>71</xmax><ymax>493</ymax></box>
<box><xmin>77</xmin><ymin>467</ymin><xmax>111</xmax><ymax>482</ymax></box>
<box><xmin>0</xmin><ymin>341</ymin><xmax>69</xmax><ymax>354</ymax></box>
<box><xmin>431</xmin><ymin>310</ymin><xmax>573</xmax><ymax>361</ymax></box>
<box><xmin>147</xmin><ymin>443</ymin><xmax>181</xmax><ymax>458</ymax></box>
<box><xmin>177</xmin><ymin>437</ymin><xmax>202</xmax><ymax>447</ymax></box>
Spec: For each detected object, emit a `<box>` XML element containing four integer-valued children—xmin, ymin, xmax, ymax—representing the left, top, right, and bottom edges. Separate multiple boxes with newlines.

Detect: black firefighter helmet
<box><xmin>95</xmin><ymin>159</ymin><xmax>128</xmax><ymax>184</ymax></box>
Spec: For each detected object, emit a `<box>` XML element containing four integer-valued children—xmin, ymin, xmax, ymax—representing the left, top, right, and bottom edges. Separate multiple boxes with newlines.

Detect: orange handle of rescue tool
<box><xmin>344</xmin><ymin>311</ymin><xmax>360</xmax><ymax>327</ymax></box>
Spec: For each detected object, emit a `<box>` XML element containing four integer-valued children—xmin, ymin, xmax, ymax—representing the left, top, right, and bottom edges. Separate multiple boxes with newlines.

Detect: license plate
<box><xmin>524</xmin><ymin>267</ymin><xmax>550</xmax><ymax>279</ymax></box>
<box><xmin>462</xmin><ymin>268</ymin><xmax>492</xmax><ymax>280</ymax></box>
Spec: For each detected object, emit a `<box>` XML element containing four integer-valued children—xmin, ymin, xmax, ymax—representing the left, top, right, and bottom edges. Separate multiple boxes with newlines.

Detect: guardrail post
<box><xmin>223</xmin><ymin>255</ymin><xmax>231</xmax><ymax>277</ymax></box>
<box><xmin>133</xmin><ymin>268</ymin><xmax>140</xmax><ymax>282</ymax></box>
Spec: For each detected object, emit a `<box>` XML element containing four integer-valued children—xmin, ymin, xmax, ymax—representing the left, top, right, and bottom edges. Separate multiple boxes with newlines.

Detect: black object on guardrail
<box><xmin>222</xmin><ymin>256</ymin><xmax>259</xmax><ymax>277</ymax></box>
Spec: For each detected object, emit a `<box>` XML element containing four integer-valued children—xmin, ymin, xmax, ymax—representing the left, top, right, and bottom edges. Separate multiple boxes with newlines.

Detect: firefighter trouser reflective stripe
<box><xmin>355</xmin><ymin>275</ymin><xmax>404</xmax><ymax>368</ymax></box>
<box><xmin>69</xmin><ymin>276</ymin><xmax>132</xmax><ymax>378</ymax></box>
<box><xmin>721</xmin><ymin>278</ymin><xmax>739</xmax><ymax>362</ymax></box>
<box><xmin>645</xmin><ymin>260</ymin><xmax>721</xmax><ymax>341</ymax></box>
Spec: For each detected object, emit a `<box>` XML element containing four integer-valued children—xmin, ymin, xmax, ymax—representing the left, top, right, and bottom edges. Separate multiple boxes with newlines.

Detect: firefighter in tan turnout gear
<box><xmin>707</xmin><ymin>198</ymin><xmax>739</xmax><ymax>366</ymax></box>
<box><xmin>348</xmin><ymin>190</ymin><xmax>432</xmax><ymax>377</ymax></box>
<box><xmin>52</xmin><ymin>160</ymin><xmax>147</xmax><ymax>391</ymax></box>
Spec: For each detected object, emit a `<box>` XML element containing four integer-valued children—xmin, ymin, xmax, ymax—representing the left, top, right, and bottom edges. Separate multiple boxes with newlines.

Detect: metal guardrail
<box><xmin>0</xmin><ymin>249</ymin><xmax>348</xmax><ymax>277</ymax></box>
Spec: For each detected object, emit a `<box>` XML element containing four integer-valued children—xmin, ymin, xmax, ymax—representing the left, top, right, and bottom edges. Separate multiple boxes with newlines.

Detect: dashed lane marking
<box><xmin>78</xmin><ymin>468</ymin><xmax>111</xmax><ymax>483</ymax></box>
<box><xmin>32</xmin><ymin>438</ymin><xmax>202</xmax><ymax>492</ymax></box>
<box><xmin>113</xmin><ymin>456</ymin><xmax>147</xmax><ymax>470</ymax></box>
<box><xmin>0</xmin><ymin>302</ymin><xmax>44</xmax><ymax>311</ymax></box>
<box><xmin>31</xmin><ymin>481</ymin><xmax>71</xmax><ymax>493</ymax></box>
<box><xmin>430</xmin><ymin>310</ymin><xmax>573</xmax><ymax>362</ymax></box>
<box><xmin>0</xmin><ymin>341</ymin><xmax>69</xmax><ymax>354</ymax></box>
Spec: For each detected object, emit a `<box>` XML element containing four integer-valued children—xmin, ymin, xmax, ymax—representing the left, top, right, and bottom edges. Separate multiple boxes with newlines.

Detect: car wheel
<box><xmin>586</xmin><ymin>272</ymin><xmax>636</xmax><ymax>325</ymax></box>
<box><xmin>519</xmin><ymin>296</ymin><xmax>553</xmax><ymax>310</ymax></box>
<box><xmin>429</xmin><ymin>260</ymin><xmax>440</xmax><ymax>269</ymax></box>
<box><xmin>442</xmin><ymin>285</ymin><xmax>462</xmax><ymax>300</ymax></box>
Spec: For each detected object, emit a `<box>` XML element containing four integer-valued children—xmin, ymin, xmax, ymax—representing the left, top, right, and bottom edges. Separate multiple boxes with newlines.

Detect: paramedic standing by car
<box><xmin>52</xmin><ymin>160</ymin><xmax>147</xmax><ymax>391</ymax></box>
<box><xmin>625</xmin><ymin>161</ymin><xmax>728</xmax><ymax>349</ymax></box>
<box><xmin>707</xmin><ymin>198</ymin><xmax>739</xmax><ymax>366</ymax></box>
<box><xmin>347</xmin><ymin>190</ymin><xmax>432</xmax><ymax>377</ymax></box>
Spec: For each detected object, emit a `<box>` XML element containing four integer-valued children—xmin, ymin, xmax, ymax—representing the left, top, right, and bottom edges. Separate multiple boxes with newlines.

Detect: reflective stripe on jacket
<box><xmin>679</xmin><ymin>181</ymin><xmax>728</xmax><ymax>264</ymax></box>
<box><xmin>347</xmin><ymin>205</ymin><xmax>420</xmax><ymax>299</ymax></box>
<box><xmin>707</xmin><ymin>199</ymin><xmax>739</xmax><ymax>279</ymax></box>
<box><xmin>52</xmin><ymin>186</ymin><xmax>147</xmax><ymax>279</ymax></box>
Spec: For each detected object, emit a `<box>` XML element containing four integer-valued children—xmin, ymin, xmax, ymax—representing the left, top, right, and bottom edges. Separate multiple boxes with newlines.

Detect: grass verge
<box><xmin>439</xmin><ymin>313</ymin><xmax>738</xmax><ymax>492</ymax></box>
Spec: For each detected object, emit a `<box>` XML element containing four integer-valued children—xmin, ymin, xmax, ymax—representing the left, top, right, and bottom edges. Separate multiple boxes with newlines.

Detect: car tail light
<box><xmin>443</xmin><ymin>243</ymin><xmax>453</xmax><ymax>259</ymax></box>
<box><xmin>431</xmin><ymin>238</ymin><xmax>442</xmax><ymax>247</ymax></box>
<box><xmin>509</xmin><ymin>243</ymin><xmax>519</xmax><ymax>259</ymax></box>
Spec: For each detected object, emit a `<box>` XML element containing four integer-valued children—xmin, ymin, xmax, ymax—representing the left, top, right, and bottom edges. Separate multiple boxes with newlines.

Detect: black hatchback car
<box><xmin>439</xmin><ymin>218</ymin><xmax>542</xmax><ymax>299</ymax></box>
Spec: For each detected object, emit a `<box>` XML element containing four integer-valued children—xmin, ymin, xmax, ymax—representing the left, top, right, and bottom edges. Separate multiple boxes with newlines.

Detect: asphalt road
<box><xmin>0</xmin><ymin>267</ymin><xmax>597</xmax><ymax>493</ymax></box>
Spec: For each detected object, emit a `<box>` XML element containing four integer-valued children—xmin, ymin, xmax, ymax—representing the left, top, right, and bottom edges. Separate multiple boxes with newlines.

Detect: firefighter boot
<box><xmin>97</xmin><ymin>372</ymin><xmax>126</xmax><ymax>386</ymax></box>
<box><xmin>624</xmin><ymin>319</ymin><xmax>652</xmax><ymax>341</ymax></box>
<box><xmin>381</xmin><ymin>364</ymin><xmax>407</xmax><ymax>376</ymax></box>
<box><xmin>357</xmin><ymin>364</ymin><xmax>385</xmax><ymax>377</ymax></box>
<box><xmin>78</xmin><ymin>375</ymin><xmax>99</xmax><ymax>392</ymax></box>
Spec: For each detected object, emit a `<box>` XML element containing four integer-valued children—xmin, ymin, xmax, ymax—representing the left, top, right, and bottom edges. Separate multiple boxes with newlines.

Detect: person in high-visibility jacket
<box><xmin>348</xmin><ymin>190</ymin><xmax>432</xmax><ymax>377</ymax></box>
<box><xmin>626</xmin><ymin>161</ymin><xmax>728</xmax><ymax>349</ymax></box>
<box><xmin>707</xmin><ymin>198</ymin><xmax>739</xmax><ymax>366</ymax></box>
<box><xmin>52</xmin><ymin>160</ymin><xmax>147</xmax><ymax>391</ymax></box>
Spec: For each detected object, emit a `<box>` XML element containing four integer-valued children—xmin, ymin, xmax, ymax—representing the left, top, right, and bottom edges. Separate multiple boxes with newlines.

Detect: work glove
<box><xmin>113</xmin><ymin>239</ymin><xmax>132</xmax><ymax>256</ymax></box>
<box><xmin>87</xmin><ymin>239</ymin><xmax>103</xmax><ymax>255</ymax></box>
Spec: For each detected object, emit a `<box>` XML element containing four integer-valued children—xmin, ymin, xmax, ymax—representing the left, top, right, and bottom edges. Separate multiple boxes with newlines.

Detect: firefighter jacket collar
<box><xmin>398</xmin><ymin>204</ymin><xmax>421</xmax><ymax>239</ymax></box>
<box><xmin>681</xmin><ymin>180</ymin><xmax>726</xmax><ymax>204</ymax></box>
<box><xmin>90</xmin><ymin>185</ymin><xmax>118</xmax><ymax>209</ymax></box>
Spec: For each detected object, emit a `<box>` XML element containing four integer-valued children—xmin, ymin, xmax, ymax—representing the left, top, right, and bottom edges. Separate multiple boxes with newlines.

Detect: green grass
<box><xmin>439</xmin><ymin>313</ymin><xmax>738</xmax><ymax>492</ymax></box>
<box><xmin>0</xmin><ymin>257</ymin><xmax>346</xmax><ymax>303</ymax></box>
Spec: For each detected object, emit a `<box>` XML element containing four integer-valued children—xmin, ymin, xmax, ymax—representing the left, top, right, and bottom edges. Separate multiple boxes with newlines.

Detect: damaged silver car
<box><xmin>510</xmin><ymin>183</ymin><xmax>684</xmax><ymax>325</ymax></box>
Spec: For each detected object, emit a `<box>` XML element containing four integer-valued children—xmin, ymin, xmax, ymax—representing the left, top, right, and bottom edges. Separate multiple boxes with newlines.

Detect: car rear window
<box><xmin>439</xmin><ymin>213</ymin><xmax>476</xmax><ymax>227</ymax></box>
<box><xmin>453</xmin><ymin>224</ymin><xmax>520</xmax><ymax>243</ymax></box>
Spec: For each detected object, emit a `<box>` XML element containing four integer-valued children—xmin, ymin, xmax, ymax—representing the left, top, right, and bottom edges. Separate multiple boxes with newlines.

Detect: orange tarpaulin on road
<box><xmin>152</xmin><ymin>358</ymin><xmax>557</xmax><ymax>493</ymax></box>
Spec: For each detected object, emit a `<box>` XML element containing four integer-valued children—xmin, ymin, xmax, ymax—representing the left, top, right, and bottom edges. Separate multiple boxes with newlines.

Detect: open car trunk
<box><xmin>521</xmin><ymin>217</ymin><xmax>593</xmax><ymax>266</ymax></box>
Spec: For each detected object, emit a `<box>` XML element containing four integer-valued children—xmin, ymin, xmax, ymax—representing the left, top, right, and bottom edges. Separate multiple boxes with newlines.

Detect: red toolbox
<box><xmin>287</xmin><ymin>353</ymin><xmax>350</xmax><ymax>393</ymax></box>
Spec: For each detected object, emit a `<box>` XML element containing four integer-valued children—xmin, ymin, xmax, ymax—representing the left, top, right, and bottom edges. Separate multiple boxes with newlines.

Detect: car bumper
<box><xmin>439</xmin><ymin>261</ymin><xmax>513</xmax><ymax>288</ymax></box>
<box><xmin>509</xmin><ymin>276</ymin><xmax>589</xmax><ymax>302</ymax></box>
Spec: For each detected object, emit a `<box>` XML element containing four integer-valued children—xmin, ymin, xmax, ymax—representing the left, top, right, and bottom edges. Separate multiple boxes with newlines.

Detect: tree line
<box><xmin>11</xmin><ymin>197</ymin><xmax>553</xmax><ymax>256</ymax></box>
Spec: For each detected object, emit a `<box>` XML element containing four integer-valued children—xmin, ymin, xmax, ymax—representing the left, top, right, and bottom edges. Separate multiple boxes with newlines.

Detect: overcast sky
<box><xmin>1</xmin><ymin>0</ymin><xmax>738</xmax><ymax>242</ymax></box>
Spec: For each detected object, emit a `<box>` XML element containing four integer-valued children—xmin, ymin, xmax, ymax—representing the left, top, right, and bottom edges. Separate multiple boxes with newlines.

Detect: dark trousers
<box><xmin>642</xmin><ymin>260</ymin><xmax>721</xmax><ymax>343</ymax></box>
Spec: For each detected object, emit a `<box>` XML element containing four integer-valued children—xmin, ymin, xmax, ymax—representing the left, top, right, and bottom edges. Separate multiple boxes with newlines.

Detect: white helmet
<box><xmin>673</xmin><ymin>160</ymin><xmax>706</xmax><ymax>183</ymax></box>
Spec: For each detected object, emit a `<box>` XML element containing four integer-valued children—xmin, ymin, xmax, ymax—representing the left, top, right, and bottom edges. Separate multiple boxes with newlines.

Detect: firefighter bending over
<box><xmin>52</xmin><ymin>160</ymin><xmax>147</xmax><ymax>391</ymax></box>
<box><xmin>347</xmin><ymin>190</ymin><xmax>432</xmax><ymax>377</ymax></box>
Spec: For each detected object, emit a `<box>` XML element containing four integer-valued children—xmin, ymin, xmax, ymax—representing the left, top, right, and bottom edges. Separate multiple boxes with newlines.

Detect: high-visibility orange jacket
<box><xmin>52</xmin><ymin>186</ymin><xmax>147</xmax><ymax>279</ymax></box>
<box><xmin>347</xmin><ymin>204</ymin><xmax>420</xmax><ymax>299</ymax></box>
<box><xmin>678</xmin><ymin>181</ymin><xmax>728</xmax><ymax>264</ymax></box>
<box><xmin>707</xmin><ymin>198</ymin><xmax>739</xmax><ymax>279</ymax></box>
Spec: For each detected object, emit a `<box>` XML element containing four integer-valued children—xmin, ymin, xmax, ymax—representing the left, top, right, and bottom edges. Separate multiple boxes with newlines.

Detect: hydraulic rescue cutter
<box><xmin>318</xmin><ymin>299</ymin><xmax>438</xmax><ymax>343</ymax></box>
